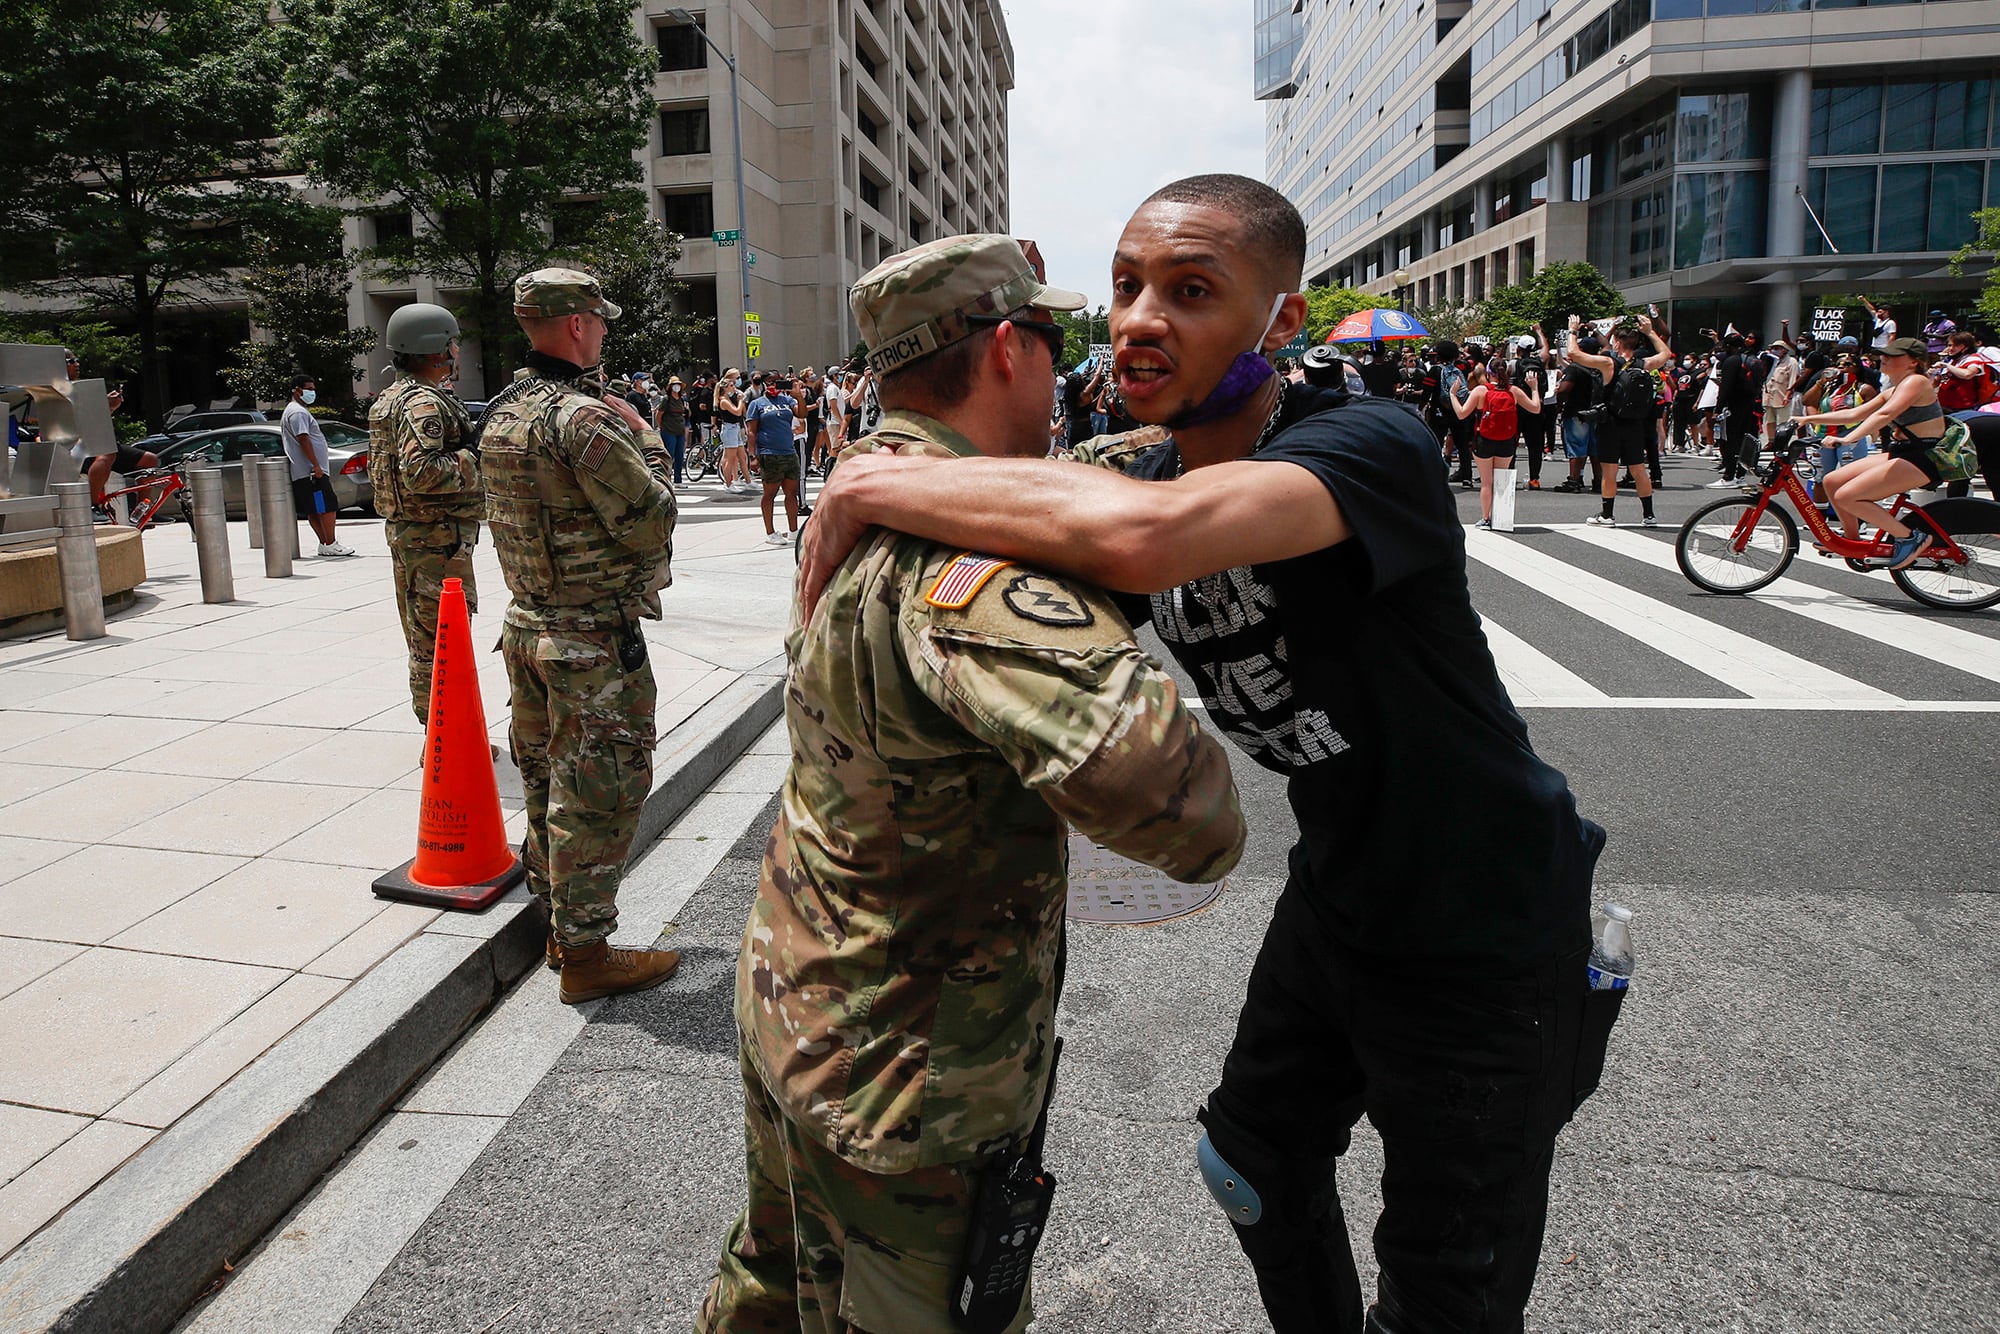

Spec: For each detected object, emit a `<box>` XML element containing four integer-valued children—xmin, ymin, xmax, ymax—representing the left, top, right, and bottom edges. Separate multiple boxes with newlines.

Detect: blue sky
<box><xmin>1000</xmin><ymin>0</ymin><xmax>1267</xmax><ymax>311</ymax></box>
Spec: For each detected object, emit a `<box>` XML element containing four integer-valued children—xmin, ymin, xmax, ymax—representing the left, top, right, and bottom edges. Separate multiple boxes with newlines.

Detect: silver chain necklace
<box><xmin>1171</xmin><ymin>381</ymin><xmax>1288</xmax><ymax>478</ymax></box>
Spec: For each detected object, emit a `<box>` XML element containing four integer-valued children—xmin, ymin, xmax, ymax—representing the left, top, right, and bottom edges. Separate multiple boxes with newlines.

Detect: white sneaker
<box><xmin>1585</xmin><ymin>514</ymin><xmax>1617</xmax><ymax>526</ymax></box>
<box><xmin>317</xmin><ymin>542</ymin><xmax>352</xmax><ymax>557</ymax></box>
<box><xmin>764</xmin><ymin>531</ymin><xmax>790</xmax><ymax>546</ymax></box>
<box><xmin>1704</xmin><ymin>477</ymin><xmax>1738</xmax><ymax>489</ymax></box>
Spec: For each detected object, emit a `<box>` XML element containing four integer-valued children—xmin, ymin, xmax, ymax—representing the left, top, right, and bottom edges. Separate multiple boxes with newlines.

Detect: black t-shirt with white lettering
<box><xmin>1118</xmin><ymin>387</ymin><xmax>1601</xmax><ymax>971</ymax></box>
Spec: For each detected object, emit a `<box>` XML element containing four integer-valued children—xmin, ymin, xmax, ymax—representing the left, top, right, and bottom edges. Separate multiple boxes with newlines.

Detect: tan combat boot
<box><xmin>545</xmin><ymin>933</ymin><xmax>563</xmax><ymax>972</ymax></box>
<box><xmin>558</xmin><ymin>939</ymin><xmax>681</xmax><ymax>1005</ymax></box>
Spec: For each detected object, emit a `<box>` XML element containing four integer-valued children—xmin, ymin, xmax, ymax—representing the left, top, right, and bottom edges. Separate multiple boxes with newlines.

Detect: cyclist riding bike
<box><xmin>1794</xmin><ymin>336</ymin><xmax>1973</xmax><ymax>569</ymax></box>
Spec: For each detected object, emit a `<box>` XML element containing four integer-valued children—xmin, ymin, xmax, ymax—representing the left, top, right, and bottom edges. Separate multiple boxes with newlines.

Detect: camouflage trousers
<box><xmin>498</xmin><ymin>621</ymin><xmax>656</xmax><ymax>948</ymax></box>
<box><xmin>698</xmin><ymin>1045</ymin><xmax>1031</xmax><ymax>1334</ymax></box>
<box><xmin>387</xmin><ymin>519</ymin><xmax>478</xmax><ymax>725</ymax></box>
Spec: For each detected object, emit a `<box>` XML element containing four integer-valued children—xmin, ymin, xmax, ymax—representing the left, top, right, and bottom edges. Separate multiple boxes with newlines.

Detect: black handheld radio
<box><xmin>952</xmin><ymin>1037</ymin><xmax>1062</xmax><ymax>1333</ymax></box>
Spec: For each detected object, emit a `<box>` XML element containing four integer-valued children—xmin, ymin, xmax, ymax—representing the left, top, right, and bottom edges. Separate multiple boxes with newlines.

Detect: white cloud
<box><xmin>1001</xmin><ymin>0</ymin><xmax>1266</xmax><ymax>311</ymax></box>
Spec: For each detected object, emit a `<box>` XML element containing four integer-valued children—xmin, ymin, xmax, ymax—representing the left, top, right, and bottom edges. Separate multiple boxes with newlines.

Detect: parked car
<box><xmin>129</xmin><ymin>409</ymin><xmax>271</xmax><ymax>457</ymax></box>
<box><xmin>156</xmin><ymin>421</ymin><xmax>373</xmax><ymax>517</ymax></box>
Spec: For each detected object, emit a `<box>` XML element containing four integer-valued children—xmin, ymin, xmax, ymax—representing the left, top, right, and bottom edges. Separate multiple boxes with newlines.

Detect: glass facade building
<box><xmin>1262</xmin><ymin>0</ymin><xmax>2000</xmax><ymax>336</ymax></box>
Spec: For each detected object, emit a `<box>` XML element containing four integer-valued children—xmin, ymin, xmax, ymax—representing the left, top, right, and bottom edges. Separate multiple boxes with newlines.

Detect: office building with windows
<box><xmin>1261</xmin><ymin>0</ymin><xmax>2000</xmax><ymax>338</ymax></box>
<box><xmin>348</xmin><ymin>0</ymin><xmax>1014</xmax><ymax>394</ymax></box>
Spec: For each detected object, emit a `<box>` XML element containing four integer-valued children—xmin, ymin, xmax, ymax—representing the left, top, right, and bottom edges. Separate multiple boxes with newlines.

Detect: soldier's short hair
<box><xmin>1140</xmin><ymin>174</ymin><xmax>1307</xmax><ymax>290</ymax></box>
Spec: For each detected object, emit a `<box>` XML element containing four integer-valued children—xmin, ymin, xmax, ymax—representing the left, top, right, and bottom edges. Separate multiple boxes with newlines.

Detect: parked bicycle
<box><xmin>1675</xmin><ymin>424</ymin><xmax>2000</xmax><ymax>610</ymax></box>
<box><xmin>685</xmin><ymin>430</ymin><xmax>723</xmax><ymax>483</ymax></box>
<box><xmin>98</xmin><ymin>462</ymin><xmax>194</xmax><ymax>534</ymax></box>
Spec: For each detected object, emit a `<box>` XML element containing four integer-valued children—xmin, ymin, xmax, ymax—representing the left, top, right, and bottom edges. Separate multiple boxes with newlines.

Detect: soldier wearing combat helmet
<box><xmin>481</xmin><ymin>267</ymin><xmax>681</xmax><ymax>1004</ymax></box>
<box><xmin>698</xmin><ymin>235</ymin><xmax>1246</xmax><ymax>1330</ymax></box>
<box><xmin>370</xmin><ymin>302</ymin><xmax>482</xmax><ymax>726</ymax></box>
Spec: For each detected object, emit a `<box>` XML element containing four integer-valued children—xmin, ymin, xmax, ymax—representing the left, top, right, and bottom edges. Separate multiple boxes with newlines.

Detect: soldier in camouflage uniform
<box><xmin>699</xmin><ymin>235</ymin><xmax>1246</xmax><ymax>1332</ymax></box>
<box><xmin>368</xmin><ymin>303</ymin><xmax>482</xmax><ymax>726</ymax></box>
<box><xmin>481</xmin><ymin>268</ymin><xmax>683</xmax><ymax>1004</ymax></box>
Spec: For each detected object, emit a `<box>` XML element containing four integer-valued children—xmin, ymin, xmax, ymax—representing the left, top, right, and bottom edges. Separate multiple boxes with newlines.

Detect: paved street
<box><xmin>167</xmin><ymin>452</ymin><xmax>2000</xmax><ymax>1333</ymax></box>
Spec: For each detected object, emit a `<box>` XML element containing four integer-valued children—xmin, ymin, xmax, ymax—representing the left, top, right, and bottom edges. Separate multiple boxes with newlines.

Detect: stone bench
<box><xmin>0</xmin><ymin>526</ymin><xmax>147</xmax><ymax>637</ymax></box>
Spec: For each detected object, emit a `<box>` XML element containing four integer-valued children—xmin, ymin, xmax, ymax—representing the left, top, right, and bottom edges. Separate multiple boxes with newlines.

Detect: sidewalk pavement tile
<box><xmin>144</xmin><ymin>651</ymin><xmax>312</xmax><ymax>686</ymax></box>
<box><xmin>0</xmin><ymin>712</ymin><xmax>83</xmax><ymax>752</ymax></box>
<box><xmin>26</xmin><ymin>643</ymin><xmax>189</xmax><ymax>678</ymax></box>
<box><xmin>135</xmin><ymin>680</ymin><xmax>309</xmax><ymax>723</ymax></box>
<box><xmin>707</xmin><ymin>749</ymin><xmax>789</xmax><ymax>795</ymax></box>
<box><xmin>0</xmin><ymin>938</ymin><xmax>85</xmax><ymax>1002</ymax></box>
<box><xmin>0</xmin><ymin>1106</ymin><xmax>90</xmax><ymax>1190</ymax></box>
<box><xmin>105</xmin><ymin>858</ymin><xmax>388</xmax><ymax>970</ymax></box>
<box><xmin>222</xmin><ymin>628</ymin><xmax>359</xmax><ymax>659</ymax></box>
<box><xmin>0</xmin><ymin>761</ymin><xmax>91</xmax><ymax>808</ymax></box>
<box><xmin>338</xmin><ymin>632</ymin><xmax>418</xmax><ymax>662</ymax></box>
<box><xmin>233</xmin><ymin>686</ymin><xmax>410</xmax><ymax>730</ymax></box>
<box><xmin>4</xmin><ymin>672</ymin><xmax>103</xmax><ymax>705</ymax></box>
<box><xmin>655</xmin><ymin>789</ymin><xmax>771</xmax><ymax>845</ymax></box>
<box><xmin>0</xmin><ymin>838</ymin><xmax>85</xmax><ymax>893</ymax></box>
<box><xmin>248</xmin><ymin>730</ymin><xmax>419</xmax><ymax>789</ymax></box>
<box><xmin>0</xmin><ymin>1119</ymin><xmax>157</xmax><ymax>1256</ymax></box>
<box><xmin>302</xmin><ymin>903</ymin><xmax>439</xmax><ymax>980</ymax></box>
<box><xmin>111</xmin><ymin>779</ymin><xmax>367</xmax><ymax>857</ymax></box>
<box><xmin>398</xmin><ymin>979</ymin><xmax>589</xmax><ymax>1119</ymax></box>
<box><xmin>352</xmin><ymin>703</ymin><xmax>424</xmax><ymax>735</ymax></box>
<box><xmin>0</xmin><ymin>770</ymin><xmax>221</xmax><ymax>841</ymax></box>
<box><xmin>0</xmin><ymin>948</ymin><xmax>287</xmax><ymax>1115</ymax></box>
<box><xmin>115</xmin><ymin>723</ymin><xmax>331</xmax><ymax>780</ymax></box>
<box><xmin>265</xmin><ymin>789</ymin><xmax>417</xmax><ymax>870</ymax></box>
<box><xmin>106</xmin><ymin>973</ymin><xmax>349</xmax><ymax>1129</ymax></box>
<box><xmin>749</xmin><ymin>725</ymin><xmax>789</xmax><ymax>756</ymax></box>
<box><xmin>0</xmin><ymin>714</ymin><xmax>206</xmax><ymax>768</ymax></box>
<box><xmin>0</xmin><ymin>846</ymin><xmax>245</xmax><ymax>945</ymax></box>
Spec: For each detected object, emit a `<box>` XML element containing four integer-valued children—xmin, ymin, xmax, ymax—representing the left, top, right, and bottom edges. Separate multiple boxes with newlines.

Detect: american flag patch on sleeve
<box><xmin>925</xmin><ymin>552</ymin><xmax>1014</xmax><ymax>608</ymax></box>
<box><xmin>578</xmin><ymin>426</ymin><xmax>614</xmax><ymax>473</ymax></box>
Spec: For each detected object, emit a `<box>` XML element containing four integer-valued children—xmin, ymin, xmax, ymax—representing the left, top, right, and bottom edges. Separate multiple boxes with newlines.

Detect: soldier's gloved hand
<box><xmin>604</xmin><ymin>394</ymin><xmax>650</xmax><ymax>435</ymax></box>
<box><xmin>797</xmin><ymin>448</ymin><xmax>925</xmax><ymax>621</ymax></box>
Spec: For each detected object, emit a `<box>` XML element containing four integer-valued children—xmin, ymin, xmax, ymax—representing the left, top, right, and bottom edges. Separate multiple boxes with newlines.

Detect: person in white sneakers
<box><xmin>280</xmin><ymin>376</ymin><xmax>355</xmax><ymax>556</ymax></box>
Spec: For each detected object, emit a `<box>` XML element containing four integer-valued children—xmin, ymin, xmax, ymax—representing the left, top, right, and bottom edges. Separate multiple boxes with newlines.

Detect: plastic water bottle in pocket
<box><xmin>1587</xmin><ymin>902</ymin><xmax>1635</xmax><ymax>991</ymax></box>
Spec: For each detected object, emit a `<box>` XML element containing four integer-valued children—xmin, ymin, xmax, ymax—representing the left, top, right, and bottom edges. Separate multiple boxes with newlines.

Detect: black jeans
<box><xmin>1201</xmin><ymin>887</ymin><xmax>1619</xmax><ymax>1334</ymax></box>
<box><xmin>1523</xmin><ymin>409</ymin><xmax>1553</xmax><ymax>483</ymax></box>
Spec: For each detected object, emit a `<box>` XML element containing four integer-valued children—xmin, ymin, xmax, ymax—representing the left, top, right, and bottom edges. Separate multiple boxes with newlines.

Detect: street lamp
<box><xmin>1392</xmin><ymin>268</ymin><xmax>1412</xmax><ymax>313</ymax></box>
<box><xmin>668</xmin><ymin>8</ymin><xmax>752</xmax><ymax>363</ymax></box>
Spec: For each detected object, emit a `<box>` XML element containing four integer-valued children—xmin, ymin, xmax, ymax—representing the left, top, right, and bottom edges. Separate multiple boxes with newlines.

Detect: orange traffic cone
<box><xmin>372</xmin><ymin>577</ymin><xmax>526</xmax><ymax>911</ymax></box>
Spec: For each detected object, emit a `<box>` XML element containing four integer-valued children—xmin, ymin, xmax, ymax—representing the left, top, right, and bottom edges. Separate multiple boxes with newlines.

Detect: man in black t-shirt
<box><xmin>802</xmin><ymin>174</ymin><xmax>1616</xmax><ymax>1334</ymax></box>
<box><xmin>1711</xmin><ymin>334</ymin><xmax>1757</xmax><ymax>483</ymax></box>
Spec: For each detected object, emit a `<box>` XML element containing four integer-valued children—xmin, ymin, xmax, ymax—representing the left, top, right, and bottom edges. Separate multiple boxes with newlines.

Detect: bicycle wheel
<box><xmin>689</xmin><ymin>443</ymin><xmax>714</xmax><ymax>483</ymax></box>
<box><xmin>1676</xmin><ymin>495</ymin><xmax>1797</xmax><ymax>594</ymax></box>
<box><xmin>1891</xmin><ymin>530</ymin><xmax>2000</xmax><ymax>610</ymax></box>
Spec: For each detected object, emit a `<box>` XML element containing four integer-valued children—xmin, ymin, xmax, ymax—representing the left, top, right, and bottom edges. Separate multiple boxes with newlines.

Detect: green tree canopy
<box><xmin>221</xmin><ymin>205</ymin><xmax>375</xmax><ymax>413</ymax></box>
<box><xmin>1052</xmin><ymin>307</ymin><xmax>1110</xmax><ymax>373</ymax></box>
<box><xmin>278</xmin><ymin>0</ymin><xmax>654</xmax><ymax>394</ymax></box>
<box><xmin>1480</xmin><ymin>261</ymin><xmax>1630</xmax><ymax>342</ymax></box>
<box><xmin>1303</xmin><ymin>286</ymin><xmax>1398</xmax><ymax>344</ymax></box>
<box><xmin>550</xmin><ymin>198</ymin><xmax>713</xmax><ymax>380</ymax></box>
<box><xmin>0</xmin><ymin>0</ymin><xmax>304</xmax><ymax>428</ymax></box>
<box><xmin>1949</xmin><ymin>209</ymin><xmax>2000</xmax><ymax>327</ymax></box>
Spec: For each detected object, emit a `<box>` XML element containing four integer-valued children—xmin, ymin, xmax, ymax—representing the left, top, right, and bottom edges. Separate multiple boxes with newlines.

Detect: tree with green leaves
<box><xmin>1412</xmin><ymin>302</ymin><xmax>1482</xmax><ymax>347</ymax></box>
<box><xmin>1949</xmin><ymin>209</ymin><xmax>2000</xmax><ymax>327</ymax></box>
<box><xmin>220</xmin><ymin>206</ymin><xmax>375</xmax><ymax>414</ymax></box>
<box><xmin>550</xmin><ymin>199</ymin><xmax>713</xmax><ymax>379</ymax></box>
<box><xmin>1303</xmin><ymin>286</ymin><xmax>1398</xmax><ymax>343</ymax></box>
<box><xmin>0</xmin><ymin>0</ymin><xmax>305</xmax><ymax>429</ymax></box>
<box><xmin>1052</xmin><ymin>307</ymin><xmax>1110</xmax><ymax>373</ymax></box>
<box><xmin>1479</xmin><ymin>261</ymin><xmax>1629</xmax><ymax>342</ymax></box>
<box><xmin>278</xmin><ymin>0</ymin><xmax>654</xmax><ymax>394</ymax></box>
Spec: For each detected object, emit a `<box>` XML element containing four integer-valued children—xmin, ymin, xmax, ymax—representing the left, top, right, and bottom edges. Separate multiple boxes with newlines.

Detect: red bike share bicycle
<box><xmin>1674</xmin><ymin>424</ymin><xmax>2000</xmax><ymax>610</ymax></box>
<box><xmin>98</xmin><ymin>462</ymin><xmax>194</xmax><ymax>534</ymax></box>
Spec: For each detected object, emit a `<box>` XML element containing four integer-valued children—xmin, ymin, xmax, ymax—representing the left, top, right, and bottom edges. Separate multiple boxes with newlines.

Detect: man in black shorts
<box><xmin>1566</xmin><ymin>314</ymin><xmax>1671</xmax><ymax>528</ymax></box>
<box><xmin>800</xmin><ymin>172</ymin><xmax>1620</xmax><ymax>1334</ymax></box>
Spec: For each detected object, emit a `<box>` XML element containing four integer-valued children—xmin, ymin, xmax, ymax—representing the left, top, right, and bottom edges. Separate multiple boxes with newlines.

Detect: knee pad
<box><xmin>1196</xmin><ymin>1130</ymin><xmax>1264</xmax><ymax>1226</ymax></box>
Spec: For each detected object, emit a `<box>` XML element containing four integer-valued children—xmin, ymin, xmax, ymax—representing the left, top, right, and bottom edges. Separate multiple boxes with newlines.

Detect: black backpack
<box><xmin>1606</xmin><ymin>355</ymin><xmax>1655</xmax><ymax>423</ymax></box>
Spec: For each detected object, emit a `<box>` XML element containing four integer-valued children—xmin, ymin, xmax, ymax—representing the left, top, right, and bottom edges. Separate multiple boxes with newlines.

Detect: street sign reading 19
<box><xmin>712</xmin><ymin>229</ymin><xmax>740</xmax><ymax>246</ymax></box>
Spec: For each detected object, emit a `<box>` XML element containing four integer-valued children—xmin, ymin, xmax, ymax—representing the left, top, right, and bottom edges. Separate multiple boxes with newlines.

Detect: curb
<box><xmin>0</xmin><ymin>666</ymin><xmax>787</xmax><ymax>1334</ymax></box>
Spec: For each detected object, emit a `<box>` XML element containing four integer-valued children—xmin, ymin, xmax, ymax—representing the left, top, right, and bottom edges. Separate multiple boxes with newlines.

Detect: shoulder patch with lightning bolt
<box><xmin>999</xmin><ymin>573</ymin><xmax>1095</xmax><ymax>627</ymax></box>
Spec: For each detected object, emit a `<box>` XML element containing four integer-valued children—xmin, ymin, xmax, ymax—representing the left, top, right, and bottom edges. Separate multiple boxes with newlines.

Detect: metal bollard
<box><xmin>258</xmin><ymin>457</ymin><xmax>293</xmax><ymax>577</ymax></box>
<box><xmin>242</xmin><ymin>450</ymin><xmax>264</xmax><ymax>550</ymax></box>
<box><xmin>190</xmin><ymin>463</ymin><xmax>234</xmax><ymax>603</ymax></box>
<box><xmin>52</xmin><ymin>482</ymin><xmax>106</xmax><ymax>640</ymax></box>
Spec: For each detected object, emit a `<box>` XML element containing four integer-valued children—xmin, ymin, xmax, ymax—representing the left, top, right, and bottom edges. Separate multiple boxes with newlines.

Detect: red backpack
<box><xmin>1477</xmin><ymin>385</ymin><xmax>1518</xmax><ymax>440</ymax></box>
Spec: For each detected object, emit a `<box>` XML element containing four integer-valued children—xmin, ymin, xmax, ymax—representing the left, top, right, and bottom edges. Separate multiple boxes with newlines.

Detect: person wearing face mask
<box><xmin>480</xmin><ymin>268</ymin><xmax>681</xmax><ymax>1004</ymax></box>
<box><xmin>281</xmin><ymin>375</ymin><xmax>353</xmax><ymax>556</ymax></box>
<box><xmin>800</xmin><ymin>174</ymin><xmax>1615</xmax><ymax>1334</ymax></box>
<box><xmin>369</xmin><ymin>302</ymin><xmax>482</xmax><ymax>723</ymax></box>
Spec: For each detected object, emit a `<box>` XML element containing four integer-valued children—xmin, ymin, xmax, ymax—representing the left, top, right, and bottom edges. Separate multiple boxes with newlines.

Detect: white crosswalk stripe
<box><xmin>1465</xmin><ymin>524</ymin><xmax>2000</xmax><ymax>712</ymax></box>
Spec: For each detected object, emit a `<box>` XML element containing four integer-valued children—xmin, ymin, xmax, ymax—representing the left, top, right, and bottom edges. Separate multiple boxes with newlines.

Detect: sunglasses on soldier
<box><xmin>967</xmin><ymin>310</ymin><xmax>1065</xmax><ymax>365</ymax></box>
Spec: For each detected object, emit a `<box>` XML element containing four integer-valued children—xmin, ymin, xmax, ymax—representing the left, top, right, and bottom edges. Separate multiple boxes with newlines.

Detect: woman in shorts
<box><xmin>1449</xmin><ymin>358</ymin><xmax>1540</xmax><ymax>530</ymax></box>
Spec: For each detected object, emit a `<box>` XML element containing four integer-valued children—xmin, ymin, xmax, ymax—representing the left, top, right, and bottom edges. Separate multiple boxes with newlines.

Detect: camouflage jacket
<box><xmin>367</xmin><ymin>374</ymin><xmax>481</xmax><ymax>533</ymax></box>
<box><xmin>480</xmin><ymin>370</ymin><xmax>677</xmax><ymax>631</ymax></box>
<box><xmin>738</xmin><ymin>408</ymin><xmax>1245</xmax><ymax>1174</ymax></box>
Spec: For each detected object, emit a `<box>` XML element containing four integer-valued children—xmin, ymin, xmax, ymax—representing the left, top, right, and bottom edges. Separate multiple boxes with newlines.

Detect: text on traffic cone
<box><xmin>372</xmin><ymin>577</ymin><xmax>526</xmax><ymax>910</ymax></box>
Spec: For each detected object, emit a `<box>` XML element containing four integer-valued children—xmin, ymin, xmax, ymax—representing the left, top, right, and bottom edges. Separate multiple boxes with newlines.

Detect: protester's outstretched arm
<box><xmin>798</xmin><ymin>451</ymin><xmax>1349</xmax><ymax>616</ymax></box>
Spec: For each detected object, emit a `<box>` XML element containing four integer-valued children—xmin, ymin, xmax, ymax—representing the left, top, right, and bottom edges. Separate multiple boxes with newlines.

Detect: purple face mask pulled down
<box><xmin>1167</xmin><ymin>295</ymin><xmax>1290</xmax><ymax>431</ymax></box>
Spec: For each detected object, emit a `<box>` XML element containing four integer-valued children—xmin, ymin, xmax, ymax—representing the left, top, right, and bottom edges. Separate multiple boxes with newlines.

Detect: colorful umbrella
<box><xmin>1324</xmin><ymin>308</ymin><xmax>1430</xmax><ymax>343</ymax></box>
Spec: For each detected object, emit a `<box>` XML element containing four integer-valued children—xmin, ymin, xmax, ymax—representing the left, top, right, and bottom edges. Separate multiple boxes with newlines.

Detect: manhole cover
<box><xmin>1065</xmin><ymin>832</ymin><xmax>1225</xmax><ymax>926</ymax></box>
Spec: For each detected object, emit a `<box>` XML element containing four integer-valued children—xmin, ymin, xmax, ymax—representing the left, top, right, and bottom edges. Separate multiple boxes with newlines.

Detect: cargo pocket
<box><xmin>839</xmin><ymin>1234</ymin><xmax>1029</xmax><ymax>1334</ymax></box>
<box><xmin>1571</xmin><ymin>984</ymin><xmax>1626</xmax><ymax>1116</ymax></box>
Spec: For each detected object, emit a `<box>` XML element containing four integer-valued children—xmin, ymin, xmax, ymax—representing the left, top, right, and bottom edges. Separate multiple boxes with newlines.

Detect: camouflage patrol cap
<box><xmin>851</xmin><ymin>234</ymin><xmax>1086</xmax><ymax>376</ymax></box>
<box><xmin>513</xmin><ymin>267</ymin><xmax>622</xmax><ymax>321</ymax></box>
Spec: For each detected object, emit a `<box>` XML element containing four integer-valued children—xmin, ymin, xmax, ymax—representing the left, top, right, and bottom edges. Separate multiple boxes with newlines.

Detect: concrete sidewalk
<box><xmin>0</xmin><ymin>476</ymin><xmax>806</xmax><ymax>1329</ymax></box>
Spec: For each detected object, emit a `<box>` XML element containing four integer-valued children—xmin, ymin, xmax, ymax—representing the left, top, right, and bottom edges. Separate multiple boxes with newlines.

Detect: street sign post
<box><xmin>745</xmin><ymin>313</ymin><xmax>762</xmax><ymax>361</ymax></box>
<box><xmin>746</xmin><ymin>251</ymin><xmax>756</xmax><ymax>267</ymax></box>
<box><xmin>712</xmin><ymin>229</ymin><xmax>739</xmax><ymax>246</ymax></box>
<box><xmin>745</xmin><ymin>335</ymin><xmax>763</xmax><ymax>359</ymax></box>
